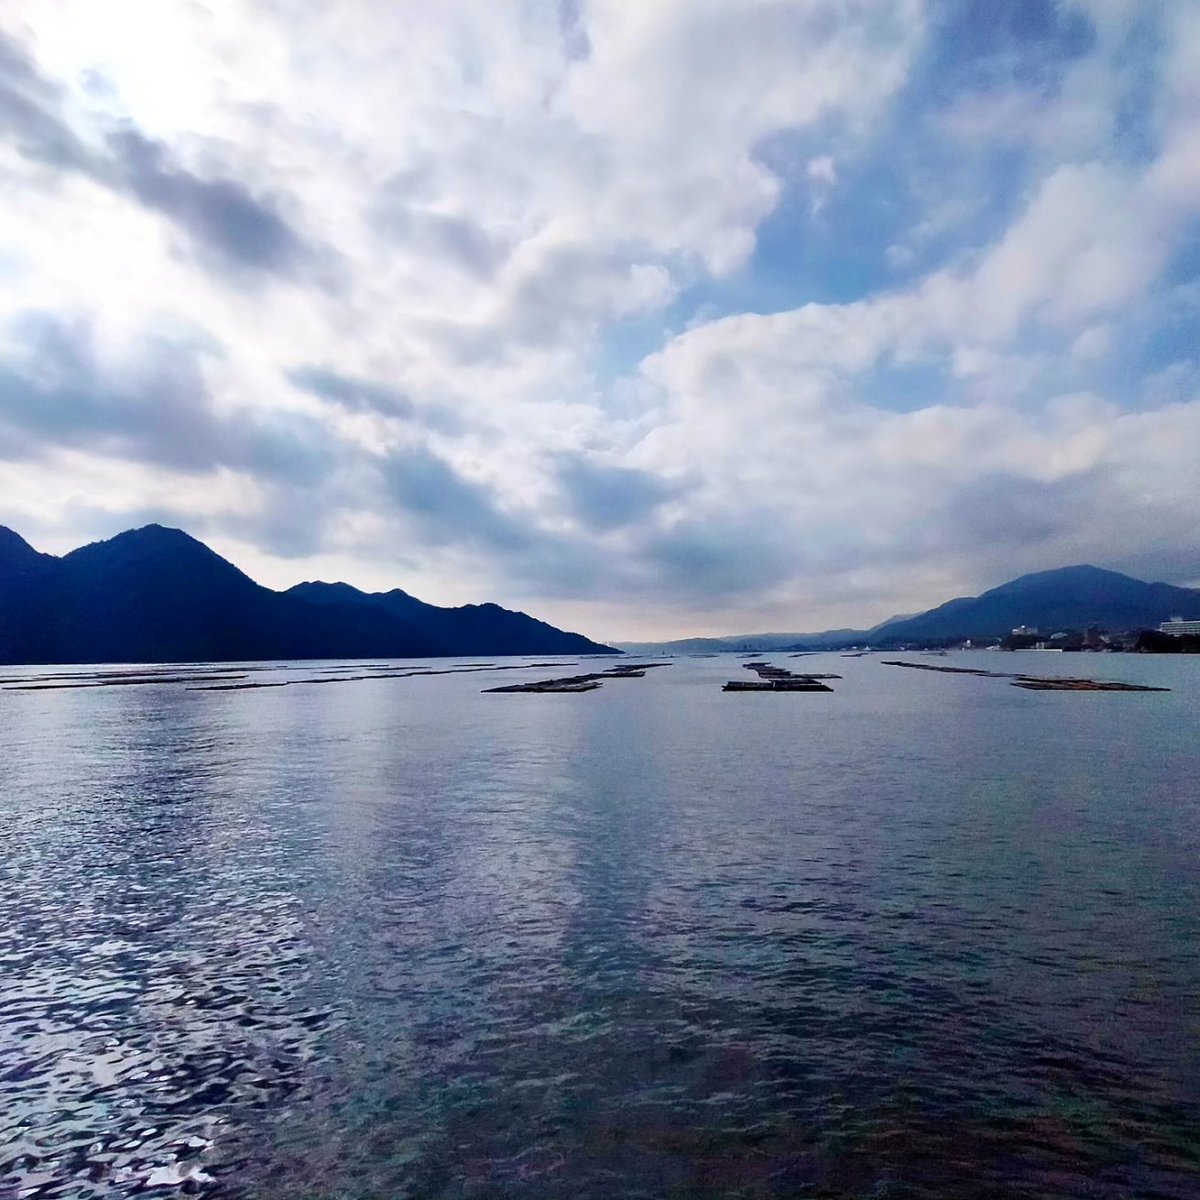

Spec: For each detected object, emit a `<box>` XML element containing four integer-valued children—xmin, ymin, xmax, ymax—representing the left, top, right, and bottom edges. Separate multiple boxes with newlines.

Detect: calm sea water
<box><xmin>2</xmin><ymin>652</ymin><xmax>1198</xmax><ymax>1199</ymax></box>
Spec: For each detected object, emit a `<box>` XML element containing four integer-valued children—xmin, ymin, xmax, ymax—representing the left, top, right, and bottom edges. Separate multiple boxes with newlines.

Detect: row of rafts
<box><xmin>484</xmin><ymin>660</ymin><xmax>846</xmax><ymax>695</ymax></box>
<box><xmin>3</xmin><ymin>657</ymin><xmax>1163</xmax><ymax>696</ymax></box>
<box><xmin>880</xmin><ymin>660</ymin><xmax>1170</xmax><ymax>692</ymax></box>
<box><xmin>721</xmin><ymin>661</ymin><xmax>842</xmax><ymax>693</ymax></box>
<box><xmin>489</xmin><ymin>657</ymin><xmax>1172</xmax><ymax>697</ymax></box>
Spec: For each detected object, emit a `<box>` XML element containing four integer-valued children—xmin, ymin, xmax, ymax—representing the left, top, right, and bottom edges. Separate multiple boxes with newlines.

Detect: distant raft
<box><xmin>881</xmin><ymin>660</ymin><xmax>1169</xmax><ymax>692</ymax></box>
<box><xmin>486</xmin><ymin>678</ymin><xmax>604</xmax><ymax>693</ymax></box>
<box><xmin>1010</xmin><ymin>677</ymin><xmax>1170</xmax><ymax>692</ymax></box>
<box><xmin>723</xmin><ymin>678</ymin><xmax>834</xmax><ymax>692</ymax></box>
<box><xmin>483</xmin><ymin>663</ymin><xmax>670</xmax><ymax>694</ymax></box>
<box><xmin>724</xmin><ymin>660</ymin><xmax>836</xmax><ymax>691</ymax></box>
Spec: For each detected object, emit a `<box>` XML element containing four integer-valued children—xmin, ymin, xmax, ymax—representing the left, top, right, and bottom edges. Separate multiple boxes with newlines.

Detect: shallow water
<box><xmin>2</xmin><ymin>652</ymin><xmax>1198</xmax><ymax>1198</ymax></box>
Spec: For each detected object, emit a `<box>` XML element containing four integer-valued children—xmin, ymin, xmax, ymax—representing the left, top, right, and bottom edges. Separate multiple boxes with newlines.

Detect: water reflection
<box><xmin>0</xmin><ymin>686</ymin><xmax>331</xmax><ymax>1197</ymax></box>
<box><xmin>1</xmin><ymin>655</ymin><xmax>1198</xmax><ymax>1197</ymax></box>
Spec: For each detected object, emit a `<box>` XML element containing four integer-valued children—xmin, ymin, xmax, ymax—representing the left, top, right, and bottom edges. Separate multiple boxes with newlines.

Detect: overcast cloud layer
<box><xmin>1</xmin><ymin>1</ymin><xmax>1198</xmax><ymax>638</ymax></box>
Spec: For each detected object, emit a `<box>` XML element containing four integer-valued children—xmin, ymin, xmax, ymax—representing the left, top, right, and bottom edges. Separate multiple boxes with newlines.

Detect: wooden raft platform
<box><xmin>723</xmin><ymin>678</ymin><xmax>833</xmax><ymax>692</ymax></box>
<box><xmin>881</xmin><ymin>660</ymin><xmax>1169</xmax><ymax>692</ymax></box>
<box><xmin>723</xmin><ymin>661</ymin><xmax>838</xmax><ymax>692</ymax></box>
<box><xmin>483</xmin><ymin>663</ymin><xmax>670</xmax><ymax>694</ymax></box>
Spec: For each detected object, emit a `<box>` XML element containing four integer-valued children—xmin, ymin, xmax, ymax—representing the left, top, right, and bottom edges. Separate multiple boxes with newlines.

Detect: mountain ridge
<box><xmin>873</xmin><ymin>564</ymin><xmax>1200</xmax><ymax>644</ymax></box>
<box><xmin>288</xmin><ymin>579</ymin><xmax>616</xmax><ymax>658</ymax></box>
<box><xmin>0</xmin><ymin>524</ymin><xmax>616</xmax><ymax>664</ymax></box>
<box><xmin>617</xmin><ymin>564</ymin><xmax>1200</xmax><ymax>653</ymax></box>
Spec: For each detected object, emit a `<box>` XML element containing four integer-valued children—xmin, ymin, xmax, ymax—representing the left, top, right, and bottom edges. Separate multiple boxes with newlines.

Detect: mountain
<box><xmin>871</xmin><ymin>565</ymin><xmax>1200</xmax><ymax>644</ymax></box>
<box><xmin>614</xmin><ymin>629</ymin><xmax>869</xmax><ymax>655</ymax></box>
<box><xmin>614</xmin><ymin>565</ymin><xmax>1199</xmax><ymax>654</ymax></box>
<box><xmin>0</xmin><ymin>524</ymin><xmax>616</xmax><ymax>665</ymax></box>
<box><xmin>0</xmin><ymin>527</ymin><xmax>60</xmax><ymax>664</ymax></box>
<box><xmin>288</xmin><ymin>580</ymin><xmax>614</xmax><ymax>658</ymax></box>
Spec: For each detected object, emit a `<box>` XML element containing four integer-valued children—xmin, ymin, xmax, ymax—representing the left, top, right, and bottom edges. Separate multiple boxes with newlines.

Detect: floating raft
<box><xmin>483</xmin><ymin>663</ymin><xmax>669</xmax><ymax>694</ymax></box>
<box><xmin>881</xmin><ymin>660</ymin><xmax>1009</xmax><ymax>677</ymax></box>
<box><xmin>724</xmin><ymin>661</ymin><xmax>837</xmax><ymax>692</ymax></box>
<box><xmin>723</xmin><ymin>678</ymin><xmax>833</xmax><ymax>692</ymax></box>
<box><xmin>1011</xmin><ymin>678</ymin><xmax>1170</xmax><ymax>692</ymax></box>
<box><xmin>744</xmin><ymin>661</ymin><xmax>841</xmax><ymax>680</ymax></box>
<box><xmin>881</xmin><ymin>660</ymin><xmax>1169</xmax><ymax>692</ymax></box>
<box><xmin>486</xmin><ymin>677</ymin><xmax>604</xmax><ymax>693</ymax></box>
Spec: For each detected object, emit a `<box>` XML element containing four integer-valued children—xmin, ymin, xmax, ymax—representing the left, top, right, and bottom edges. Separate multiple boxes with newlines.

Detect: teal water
<box><xmin>2</xmin><ymin>652</ymin><xmax>1198</xmax><ymax>1198</ymax></box>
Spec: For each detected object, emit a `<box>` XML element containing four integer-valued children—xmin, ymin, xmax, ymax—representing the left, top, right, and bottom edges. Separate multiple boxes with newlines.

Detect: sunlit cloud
<box><xmin>0</xmin><ymin>1</ymin><xmax>1196</xmax><ymax>638</ymax></box>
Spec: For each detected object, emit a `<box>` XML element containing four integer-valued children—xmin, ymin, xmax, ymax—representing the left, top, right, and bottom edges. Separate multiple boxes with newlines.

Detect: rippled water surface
<box><xmin>2</xmin><ymin>652</ymin><xmax>1199</xmax><ymax>1198</ymax></box>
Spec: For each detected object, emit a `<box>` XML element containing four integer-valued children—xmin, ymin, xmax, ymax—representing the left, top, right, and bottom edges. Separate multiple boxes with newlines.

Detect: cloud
<box><xmin>937</xmin><ymin>469</ymin><xmax>1113</xmax><ymax>551</ymax></box>
<box><xmin>636</xmin><ymin>513</ymin><xmax>796</xmax><ymax>602</ymax></box>
<box><xmin>0</xmin><ymin>1</ymin><xmax>1196</xmax><ymax>638</ymax></box>
<box><xmin>382</xmin><ymin>447</ymin><xmax>532</xmax><ymax>553</ymax></box>
<box><xmin>0</xmin><ymin>310</ymin><xmax>331</xmax><ymax>482</ymax></box>
<box><xmin>0</xmin><ymin>31</ymin><xmax>92</xmax><ymax>169</ymax></box>
<box><xmin>0</xmin><ymin>32</ymin><xmax>311</xmax><ymax>279</ymax></box>
<box><xmin>556</xmin><ymin>456</ymin><xmax>681</xmax><ymax>531</ymax></box>
<box><xmin>106</xmin><ymin>128</ymin><xmax>309</xmax><ymax>276</ymax></box>
<box><xmin>286</xmin><ymin>366</ymin><xmax>415</xmax><ymax>418</ymax></box>
<box><xmin>370</xmin><ymin>194</ymin><xmax>508</xmax><ymax>281</ymax></box>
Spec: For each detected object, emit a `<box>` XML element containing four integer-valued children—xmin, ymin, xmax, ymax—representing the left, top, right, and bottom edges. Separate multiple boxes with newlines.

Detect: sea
<box><xmin>1</xmin><ymin>651</ymin><xmax>1197</xmax><ymax>1199</ymax></box>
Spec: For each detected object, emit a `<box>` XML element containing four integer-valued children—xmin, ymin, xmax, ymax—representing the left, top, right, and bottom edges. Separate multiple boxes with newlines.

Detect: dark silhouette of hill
<box><xmin>0</xmin><ymin>527</ymin><xmax>60</xmax><ymax>664</ymax></box>
<box><xmin>612</xmin><ymin>565</ymin><xmax>1199</xmax><ymax>653</ymax></box>
<box><xmin>872</xmin><ymin>564</ymin><xmax>1200</xmax><ymax>643</ymax></box>
<box><xmin>0</xmin><ymin>524</ymin><xmax>616</xmax><ymax>665</ymax></box>
<box><xmin>288</xmin><ymin>580</ymin><xmax>614</xmax><ymax>657</ymax></box>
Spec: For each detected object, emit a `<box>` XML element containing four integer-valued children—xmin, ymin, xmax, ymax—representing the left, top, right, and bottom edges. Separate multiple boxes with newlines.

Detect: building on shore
<box><xmin>1159</xmin><ymin>617</ymin><xmax>1200</xmax><ymax>636</ymax></box>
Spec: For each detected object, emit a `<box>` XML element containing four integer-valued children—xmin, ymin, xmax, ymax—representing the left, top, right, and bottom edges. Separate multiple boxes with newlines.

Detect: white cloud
<box><xmin>0</xmin><ymin>1</ymin><xmax>1197</xmax><ymax>638</ymax></box>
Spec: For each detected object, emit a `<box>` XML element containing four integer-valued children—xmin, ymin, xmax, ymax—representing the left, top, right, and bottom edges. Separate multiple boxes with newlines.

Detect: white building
<box><xmin>1159</xmin><ymin>617</ymin><xmax>1200</xmax><ymax>636</ymax></box>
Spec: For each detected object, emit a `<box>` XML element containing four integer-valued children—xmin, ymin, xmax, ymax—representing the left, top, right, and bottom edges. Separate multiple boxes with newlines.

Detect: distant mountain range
<box><xmin>0</xmin><ymin>524</ymin><xmax>616</xmax><ymax>665</ymax></box>
<box><xmin>4</xmin><ymin>527</ymin><xmax>1195</xmax><ymax>666</ymax></box>
<box><xmin>615</xmin><ymin>628</ymin><xmax>875</xmax><ymax>655</ymax></box>
<box><xmin>617</xmin><ymin>565</ymin><xmax>1200</xmax><ymax>653</ymax></box>
<box><xmin>870</xmin><ymin>564</ymin><xmax>1200</xmax><ymax>644</ymax></box>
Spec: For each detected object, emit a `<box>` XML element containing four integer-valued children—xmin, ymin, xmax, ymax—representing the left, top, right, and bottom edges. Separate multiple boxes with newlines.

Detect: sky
<box><xmin>1</xmin><ymin>0</ymin><xmax>1198</xmax><ymax>641</ymax></box>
